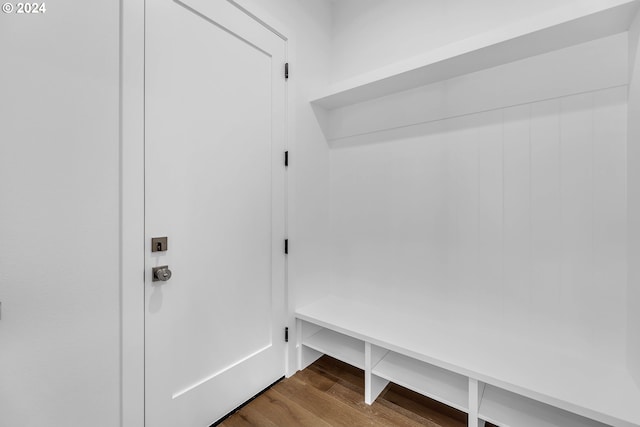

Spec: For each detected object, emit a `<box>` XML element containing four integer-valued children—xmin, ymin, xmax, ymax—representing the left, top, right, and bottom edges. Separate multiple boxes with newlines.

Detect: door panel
<box><xmin>145</xmin><ymin>1</ymin><xmax>286</xmax><ymax>425</ymax></box>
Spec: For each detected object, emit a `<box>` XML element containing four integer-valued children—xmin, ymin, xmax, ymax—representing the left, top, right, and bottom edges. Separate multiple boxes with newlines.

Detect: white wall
<box><xmin>231</xmin><ymin>0</ymin><xmax>333</xmax><ymax>373</ymax></box>
<box><xmin>329</xmin><ymin>37</ymin><xmax>629</xmax><ymax>365</ymax></box>
<box><xmin>0</xmin><ymin>2</ymin><xmax>121</xmax><ymax>426</ymax></box>
<box><xmin>330</xmin><ymin>0</ymin><xmax>582</xmax><ymax>82</ymax></box>
<box><xmin>628</xmin><ymin>9</ymin><xmax>640</xmax><ymax>386</ymax></box>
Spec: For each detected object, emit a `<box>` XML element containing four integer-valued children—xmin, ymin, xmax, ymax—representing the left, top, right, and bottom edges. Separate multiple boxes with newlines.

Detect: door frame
<box><xmin>120</xmin><ymin>1</ymin><xmax>295</xmax><ymax>425</ymax></box>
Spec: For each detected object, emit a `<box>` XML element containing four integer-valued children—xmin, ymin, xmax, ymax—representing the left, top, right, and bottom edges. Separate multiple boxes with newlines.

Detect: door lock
<box><xmin>151</xmin><ymin>237</ymin><xmax>168</xmax><ymax>252</ymax></box>
<box><xmin>152</xmin><ymin>266</ymin><xmax>172</xmax><ymax>282</ymax></box>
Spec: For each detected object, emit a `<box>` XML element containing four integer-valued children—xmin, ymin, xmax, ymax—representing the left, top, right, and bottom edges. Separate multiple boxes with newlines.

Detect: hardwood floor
<box><xmin>218</xmin><ymin>355</ymin><xmax>479</xmax><ymax>427</ymax></box>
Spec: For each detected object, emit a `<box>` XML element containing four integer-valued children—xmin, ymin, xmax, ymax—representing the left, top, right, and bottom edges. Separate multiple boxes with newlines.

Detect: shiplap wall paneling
<box><xmin>502</xmin><ymin>104</ymin><xmax>533</xmax><ymax>340</ymax></box>
<box><xmin>591</xmin><ymin>87</ymin><xmax>627</xmax><ymax>364</ymax></box>
<box><xmin>559</xmin><ymin>92</ymin><xmax>596</xmax><ymax>357</ymax></box>
<box><xmin>445</xmin><ymin>111</ymin><xmax>504</xmax><ymax>326</ymax></box>
<box><xmin>448</xmin><ymin>114</ymin><xmax>481</xmax><ymax>322</ymax></box>
<box><xmin>330</xmin><ymin>134</ymin><xmax>449</xmax><ymax>314</ymax></box>
<box><xmin>529</xmin><ymin>100</ymin><xmax>563</xmax><ymax>350</ymax></box>
<box><xmin>477</xmin><ymin>112</ymin><xmax>504</xmax><ymax>332</ymax></box>
<box><xmin>330</xmin><ymin>86</ymin><xmax>628</xmax><ymax>363</ymax></box>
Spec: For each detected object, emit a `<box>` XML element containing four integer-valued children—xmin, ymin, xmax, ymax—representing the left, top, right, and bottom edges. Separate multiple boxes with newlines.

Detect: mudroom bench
<box><xmin>295</xmin><ymin>295</ymin><xmax>640</xmax><ymax>427</ymax></box>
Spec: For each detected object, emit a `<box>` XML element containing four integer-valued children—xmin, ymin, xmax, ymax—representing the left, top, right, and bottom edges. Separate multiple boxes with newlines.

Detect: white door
<box><xmin>145</xmin><ymin>1</ymin><xmax>287</xmax><ymax>425</ymax></box>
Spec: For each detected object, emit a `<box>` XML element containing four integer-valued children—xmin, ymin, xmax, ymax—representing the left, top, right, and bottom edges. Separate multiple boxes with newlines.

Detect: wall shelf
<box><xmin>372</xmin><ymin>351</ymin><xmax>468</xmax><ymax>412</ymax></box>
<box><xmin>310</xmin><ymin>0</ymin><xmax>639</xmax><ymax>110</ymax></box>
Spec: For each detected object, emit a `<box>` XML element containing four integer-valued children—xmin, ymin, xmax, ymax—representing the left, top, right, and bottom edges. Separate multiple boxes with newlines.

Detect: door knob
<box><xmin>152</xmin><ymin>266</ymin><xmax>172</xmax><ymax>282</ymax></box>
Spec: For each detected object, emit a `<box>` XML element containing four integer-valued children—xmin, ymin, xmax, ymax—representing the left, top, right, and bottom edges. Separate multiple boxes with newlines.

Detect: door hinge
<box><xmin>285</xmin><ymin>327</ymin><xmax>289</xmax><ymax>342</ymax></box>
<box><xmin>285</xmin><ymin>151</ymin><xmax>289</xmax><ymax>167</ymax></box>
<box><xmin>285</xmin><ymin>62</ymin><xmax>289</xmax><ymax>80</ymax></box>
<box><xmin>285</xmin><ymin>239</ymin><xmax>288</xmax><ymax>255</ymax></box>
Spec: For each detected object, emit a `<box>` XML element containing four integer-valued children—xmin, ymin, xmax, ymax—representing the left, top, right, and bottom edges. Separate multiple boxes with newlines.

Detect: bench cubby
<box><xmin>372</xmin><ymin>350</ymin><xmax>469</xmax><ymax>413</ymax></box>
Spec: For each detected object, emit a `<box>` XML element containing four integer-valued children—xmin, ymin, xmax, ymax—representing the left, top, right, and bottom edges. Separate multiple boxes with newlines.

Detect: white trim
<box><xmin>121</xmin><ymin>0</ymin><xmax>145</xmax><ymax>425</ymax></box>
<box><xmin>227</xmin><ymin>0</ymin><xmax>290</xmax><ymax>41</ymax></box>
<box><xmin>227</xmin><ymin>0</ymin><xmax>299</xmax><ymax>378</ymax></box>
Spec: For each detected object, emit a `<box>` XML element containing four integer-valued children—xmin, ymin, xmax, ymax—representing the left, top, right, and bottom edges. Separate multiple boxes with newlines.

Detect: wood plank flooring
<box><xmin>219</xmin><ymin>355</ymin><xmax>485</xmax><ymax>427</ymax></box>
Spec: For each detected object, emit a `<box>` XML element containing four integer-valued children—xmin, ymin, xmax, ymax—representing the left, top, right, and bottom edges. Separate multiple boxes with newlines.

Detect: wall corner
<box><xmin>627</xmin><ymin>5</ymin><xmax>640</xmax><ymax>388</ymax></box>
